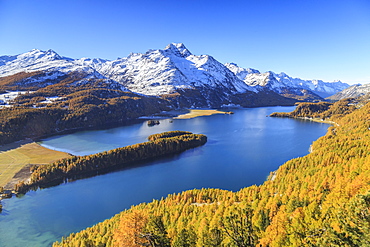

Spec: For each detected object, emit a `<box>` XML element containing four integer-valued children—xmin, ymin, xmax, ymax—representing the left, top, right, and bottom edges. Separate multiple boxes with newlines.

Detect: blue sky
<box><xmin>0</xmin><ymin>0</ymin><xmax>369</xmax><ymax>84</ymax></box>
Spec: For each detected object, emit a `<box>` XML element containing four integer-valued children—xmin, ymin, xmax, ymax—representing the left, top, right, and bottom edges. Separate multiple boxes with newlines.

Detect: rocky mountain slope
<box><xmin>327</xmin><ymin>83</ymin><xmax>370</xmax><ymax>101</ymax></box>
<box><xmin>225</xmin><ymin>63</ymin><xmax>349</xmax><ymax>99</ymax></box>
<box><xmin>92</xmin><ymin>43</ymin><xmax>253</xmax><ymax>96</ymax></box>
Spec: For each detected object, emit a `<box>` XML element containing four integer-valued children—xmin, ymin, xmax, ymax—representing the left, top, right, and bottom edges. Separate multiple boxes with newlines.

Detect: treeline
<box><xmin>0</xmin><ymin>71</ymin><xmax>48</xmax><ymax>90</ymax></box>
<box><xmin>15</xmin><ymin>131</ymin><xmax>207</xmax><ymax>193</ymax></box>
<box><xmin>54</xmin><ymin>101</ymin><xmax>370</xmax><ymax>246</ymax></box>
<box><xmin>0</xmin><ymin>72</ymin><xmax>171</xmax><ymax>145</ymax></box>
<box><xmin>158</xmin><ymin>87</ymin><xmax>297</xmax><ymax>109</ymax></box>
<box><xmin>270</xmin><ymin>99</ymin><xmax>357</xmax><ymax>121</ymax></box>
<box><xmin>148</xmin><ymin>131</ymin><xmax>192</xmax><ymax>141</ymax></box>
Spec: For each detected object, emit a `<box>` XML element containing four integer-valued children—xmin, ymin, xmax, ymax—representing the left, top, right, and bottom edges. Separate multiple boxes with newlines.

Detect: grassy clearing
<box><xmin>174</xmin><ymin>109</ymin><xmax>231</xmax><ymax>119</ymax></box>
<box><xmin>0</xmin><ymin>143</ymin><xmax>70</xmax><ymax>188</ymax></box>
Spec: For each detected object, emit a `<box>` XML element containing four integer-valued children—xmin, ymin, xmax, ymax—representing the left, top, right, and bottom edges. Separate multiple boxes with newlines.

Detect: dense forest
<box><xmin>0</xmin><ymin>72</ymin><xmax>171</xmax><ymax>145</ymax></box>
<box><xmin>53</xmin><ymin>100</ymin><xmax>370</xmax><ymax>247</ymax></box>
<box><xmin>14</xmin><ymin>131</ymin><xmax>207</xmax><ymax>194</ymax></box>
<box><xmin>269</xmin><ymin>98</ymin><xmax>358</xmax><ymax>121</ymax></box>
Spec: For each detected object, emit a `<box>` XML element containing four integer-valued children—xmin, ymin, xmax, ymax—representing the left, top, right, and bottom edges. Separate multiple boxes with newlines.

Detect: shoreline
<box><xmin>0</xmin><ymin>109</ymin><xmax>227</xmax><ymax>193</ymax></box>
<box><xmin>0</xmin><ymin>109</ymin><xmax>193</xmax><ymax>191</ymax></box>
<box><xmin>0</xmin><ymin>138</ymin><xmax>34</xmax><ymax>152</ymax></box>
<box><xmin>13</xmin><ymin>131</ymin><xmax>207</xmax><ymax>194</ymax></box>
<box><xmin>294</xmin><ymin>116</ymin><xmax>337</xmax><ymax>125</ymax></box>
<box><xmin>293</xmin><ymin>116</ymin><xmax>339</xmax><ymax>127</ymax></box>
<box><xmin>0</xmin><ymin>142</ymin><xmax>71</xmax><ymax>191</ymax></box>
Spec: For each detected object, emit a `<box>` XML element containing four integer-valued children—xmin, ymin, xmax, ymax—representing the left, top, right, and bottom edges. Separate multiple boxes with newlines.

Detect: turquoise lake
<box><xmin>0</xmin><ymin>106</ymin><xmax>330</xmax><ymax>246</ymax></box>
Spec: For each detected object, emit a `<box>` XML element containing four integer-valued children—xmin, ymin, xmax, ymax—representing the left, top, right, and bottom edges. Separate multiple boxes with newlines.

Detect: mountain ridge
<box><xmin>0</xmin><ymin>43</ymin><xmax>350</xmax><ymax>106</ymax></box>
<box><xmin>328</xmin><ymin>83</ymin><xmax>370</xmax><ymax>101</ymax></box>
<box><xmin>225</xmin><ymin>62</ymin><xmax>349</xmax><ymax>98</ymax></box>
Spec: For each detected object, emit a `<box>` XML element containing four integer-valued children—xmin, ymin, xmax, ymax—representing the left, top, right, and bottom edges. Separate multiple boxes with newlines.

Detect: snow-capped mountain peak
<box><xmin>328</xmin><ymin>83</ymin><xmax>370</xmax><ymax>101</ymax></box>
<box><xmin>92</xmin><ymin>43</ymin><xmax>255</xmax><ymax>97</ymax></box>
<box><xmin>225</xmin><ymin>63</ymin><xmax>350</xmax><ymax>98</ymax></box>
<box><xmin>225</xmin><ymin>63</ymin><xmax>260</xmax><ymax>81</ymax></box>
<box><xmin>0</xmin><ymin>48</ymin><xmax>101</xmax><ymax>79</ymax></box>
<box><xmin>17</xmin><ymin>49</ymin><xmax>66</xmax><ymax>63</ymax></box>
<box><xmin>164</xmin><ymin>43</ymin><xmax>192</xmax><ymax>58</ymax></box>
<box><xmin>0</xmin><ymin>43</ymin><xmax>351</xmax><ymax>107</ymax></box>
<box><xmin>276</xmin><ymin>72</ymin><xmax>288</xmax><ymax>78</ymax></box>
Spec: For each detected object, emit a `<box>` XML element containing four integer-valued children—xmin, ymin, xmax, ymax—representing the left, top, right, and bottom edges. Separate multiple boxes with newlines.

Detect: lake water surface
<box><xmin>0</xmin><ymin>106</ymin><xmax>329</xmax><ymax>246</ymax></box>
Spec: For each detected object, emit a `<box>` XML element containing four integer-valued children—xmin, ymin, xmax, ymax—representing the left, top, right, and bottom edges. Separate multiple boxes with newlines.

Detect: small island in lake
<box><xmin>174</xmin><ymin>109</ymin><xmax>233</xmax><ymax>119</ymax></box>
<box><xmin>147</xmin><ymin>120</ymin><xmax>160</xmax><ymax>126</ymax></box>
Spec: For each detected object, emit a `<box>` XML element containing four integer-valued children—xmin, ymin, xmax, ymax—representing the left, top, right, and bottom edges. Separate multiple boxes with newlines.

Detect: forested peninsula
<box><xmin>54</xmin><ymin>100</ymin><xmax>370</xmax><ymax>247</ymax></box>
<box><xmin>269</xmin><ymin>98</ymin><xmax>357</xmax><ymax>121</ymax></box>
<box><xmin>14</xmin><ymin>131</ymin><xmax>207</xmax><ymax>194</ymax></box>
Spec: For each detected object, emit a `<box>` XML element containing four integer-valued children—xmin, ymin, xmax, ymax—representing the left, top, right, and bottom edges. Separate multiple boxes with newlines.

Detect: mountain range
<box><xmin>0</xmin><ymin>43</ymin><xmax>350</xmax><ymax>108</ymax></box>
<box><xmin>328</xmin><ymin>83</ymin><xmax>370</xmax><ymax>101</ymax></box>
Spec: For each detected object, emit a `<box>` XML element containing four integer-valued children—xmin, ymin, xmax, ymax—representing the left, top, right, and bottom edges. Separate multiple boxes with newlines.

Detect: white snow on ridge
<box><xmin>0</xmin><ymin>49</ymin><xmax>131</xmax><ymax>92</ymax></box>
<box><xmin>0</xmin><ymin>44</ymin><xmax>256</xmax><ymax>96</ymax></box>
<box><xmin>225</xmin><ymin>63</ymin><xmax>260</xmax><ymax>81</ymax></box>
<box><xmin>96</xmin><ymin>43</ymin><xmax>254</xmax><ymax>95</ymax></box>
<box><xmin>329</xmin><ymin>83</ymin><xmax>370</xmax><ymax>100</ymax></box>
<box><xmin>164</xmin><ymin>43</ymin><xmax>192</xmax><ymax>58</ymax></box>
<box><xmin>0</xmin><ymin>43</ymin><xmax>350</xmax><ymax>97</ymax></box>
<box><xmin>0</xmin><ymin>49</ymin><xmax>97</xmax><ymax>78</ymax></box>
<box><xmin>225</xmin><ymin>63</ymin><xmax>350</xmax><ymax>96</ymax></box>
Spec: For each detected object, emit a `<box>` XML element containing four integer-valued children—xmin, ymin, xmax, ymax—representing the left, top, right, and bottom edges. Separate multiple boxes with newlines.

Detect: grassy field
<box><xmin>0</xmin><ymin>142</ymin><xmax>70</xmax><ymax>189</ymax></box>
<box><xmin>174</xmin><ymin>109</ymin><xmax>231</xmax><ymax>119</ymax></box>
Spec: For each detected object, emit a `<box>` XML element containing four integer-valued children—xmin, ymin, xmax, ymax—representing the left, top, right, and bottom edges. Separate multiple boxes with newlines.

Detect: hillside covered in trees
<box><xmin>14</xmin><ymin>131</ymin><xmax>207</xmax><ymax>194</ymax></box>
<box><xmin>269</xmin><ymin>98</ymin><xmax>358</xmax><ymax>121</ymax></box>
<box><xmin>52</xmin><ymin>100</ymin><xmax>370</xmax><ymax>247</ymax></box>
<box><xmin>0</xmin><ymin>72</ymin><xmax>171</xmax><ymax>145</ymax></box>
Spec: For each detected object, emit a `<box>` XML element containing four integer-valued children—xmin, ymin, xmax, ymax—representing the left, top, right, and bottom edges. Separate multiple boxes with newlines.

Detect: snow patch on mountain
<box><xmin>0</xmin><ymin>91</ymin><xmax>30</xmax><ymax>107</ymax></box>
